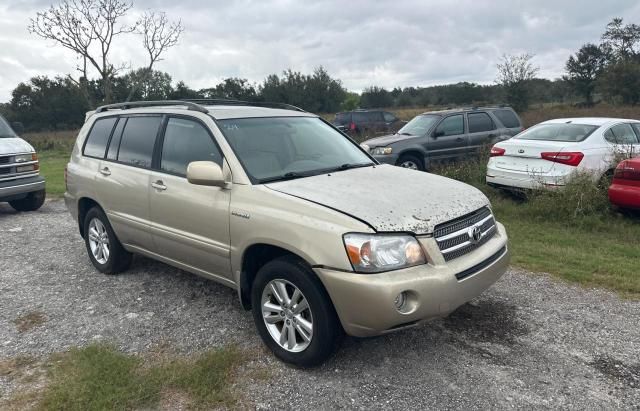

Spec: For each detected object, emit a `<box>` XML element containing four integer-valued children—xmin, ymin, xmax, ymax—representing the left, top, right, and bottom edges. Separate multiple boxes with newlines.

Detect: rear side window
<box><xmin>468</xmin><ymin>112</ymin><xmax>495</xmax><ymax>133</ymax></box>
<box><xmin>352</xmin><ymin>112</ymin><xmax>368</xmax><ymax>123</ymax></box>
<box><xmin>160</xmin><ymin>118</ymin><xmax>222</xmax><ymax>176</ymax></box>
<box><xmin>383</xmin><ymin>112</ymin><xmax>397</xmax><ymax>122</ymax></box>
<box><xmin>493</xmin><ymin>109</ymin><xmax>521</xmax><ymax>128</ymax></box>
<box><xmin>84</xmin><ymin>117</ymin><xmax>117</xmax><ymax>158</ymax></box>
<box><xmin>106</xmin><ymin>118</ymin><xmax>126</xmax><ymax>160</ymax></box>
<box><xmin>604</xmin><ymin>124</ymin><xmax>639</xmax><ymax>144</ymax></box>
<box><xmin>434</xmin><ymin>115</ymin><xmax>464</xmax><ymax>136</ymax></box>
<box><xmin>117</xmin><ymin>116</ymin><xmax>162</xmax><ymax>168</ymax></box>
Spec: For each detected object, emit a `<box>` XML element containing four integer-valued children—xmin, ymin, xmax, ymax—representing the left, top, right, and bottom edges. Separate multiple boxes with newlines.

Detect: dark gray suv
<box><xmin>361</xmin><ymin>106</ymin><xmax>523</xmax><ymax>171</ymax></box>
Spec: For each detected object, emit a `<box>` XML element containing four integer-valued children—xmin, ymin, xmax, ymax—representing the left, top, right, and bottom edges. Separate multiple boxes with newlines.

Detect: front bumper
<box><xmin>0</xmin><ymin>176</ymin><xmax>45</xmax><ymax>201</ymax></box>
<box><xmin>315</xmin><ymin>223</ymin><xmax>509</xmax><ymax>337</ymax></box>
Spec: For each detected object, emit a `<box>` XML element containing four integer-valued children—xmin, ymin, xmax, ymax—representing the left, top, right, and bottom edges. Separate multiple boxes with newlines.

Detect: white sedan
<box><xmin>486</xmin><ymin>117</ymin><xmax>640</xmax><ymax>190</ymax></box>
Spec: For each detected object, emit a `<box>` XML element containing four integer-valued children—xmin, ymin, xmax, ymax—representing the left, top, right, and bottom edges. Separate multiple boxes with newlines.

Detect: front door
<box><xmin>148</xmin><ymin>116</ymin><xmax>232</xmax><ymax>280</ymax></box>
<box><xmin>424</xmin><ymin>114</ymin><xmax>468</xmax><ymax>162</ymax></box>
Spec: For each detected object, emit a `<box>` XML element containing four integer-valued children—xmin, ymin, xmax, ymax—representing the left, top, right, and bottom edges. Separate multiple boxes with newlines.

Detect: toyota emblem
<box><xmin>469</xmin><ymin>226</ymin><xmax>482</xmax><ymax>244</ymax></box>
<box><xmin>518</xmin><ymin>149</ymin><xmax>525</xmax><ymax>154</ymax></box>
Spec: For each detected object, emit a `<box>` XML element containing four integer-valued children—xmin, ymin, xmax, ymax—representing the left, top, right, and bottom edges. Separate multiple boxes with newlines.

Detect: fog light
<box><xmin>394</xmin><ymin>292</ymin><xmax>407</xmax><ymax>311</ymax></box>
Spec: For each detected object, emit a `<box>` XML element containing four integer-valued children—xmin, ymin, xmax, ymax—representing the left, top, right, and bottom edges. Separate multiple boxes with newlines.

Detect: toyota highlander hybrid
<box><xmin>64</xmin><ymin>100</ymin><xmax>510</xmax><ymax>366</ymax></box>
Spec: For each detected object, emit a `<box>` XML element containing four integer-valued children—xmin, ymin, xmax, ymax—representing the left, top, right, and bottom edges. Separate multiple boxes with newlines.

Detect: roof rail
<box><xmin>181</xmin><ymin>98</ymin><xmax>307</xmax><ymax>113</ymax></box>
<box><xmin>95</xmin><ymin>100</ymin><xmax>209</xmax><ymax>114</ymax></box>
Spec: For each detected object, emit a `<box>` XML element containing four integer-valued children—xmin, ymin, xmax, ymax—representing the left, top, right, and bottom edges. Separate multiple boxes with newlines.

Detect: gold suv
<box><xmin>65</xmin><ymin>100</ymin><xmax>510</xmax><ymax>366</ymax></box>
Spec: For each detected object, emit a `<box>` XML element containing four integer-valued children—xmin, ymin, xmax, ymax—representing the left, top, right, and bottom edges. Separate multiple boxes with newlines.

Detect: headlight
<box><xmin>15</xmin><ymin>153</ymin><xmax>36</xmax><ymax>163</ymax></box>
<box><xmin>371</xmin><ymin>147</ymin><xmax>393</xmax><ymax>155</ymax></box>
<box><xmin>343</xmin><ymin>233</ymin><xmax>427</xmax><ymax>273</ymax></box>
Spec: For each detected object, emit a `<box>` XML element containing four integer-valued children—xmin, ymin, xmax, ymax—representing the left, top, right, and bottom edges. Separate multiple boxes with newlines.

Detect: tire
<box><xmin>83</xmin><ymin>207</ymin><xmax>132</xmax><ymax>274</ymax></box>
<box><xmin>9</xmin><ymin>189</ymin><xmax>45</xmax><ymax>212</ymax></box>
<box><xmin>396</xmin><ymin>154</ymin><xmax>425</xmax><ymax>171</ymax></box>
<box><xmin>251</xmin><ymin>256</ymin><xmax>343</xmax><ymax>367</ymax></box>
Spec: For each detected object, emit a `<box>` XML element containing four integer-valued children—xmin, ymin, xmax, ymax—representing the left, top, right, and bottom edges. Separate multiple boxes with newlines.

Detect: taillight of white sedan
<box><xmin>486</xmin><ymin>117</ymin><xmax>640</xmax><ymax>190</ymax></box>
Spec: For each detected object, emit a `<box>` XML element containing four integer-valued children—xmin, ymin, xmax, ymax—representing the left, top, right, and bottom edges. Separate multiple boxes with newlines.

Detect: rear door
<box><xmin>424</xmin><ymin>114</ymin><xmax>468</xmax><ymax>161</ymax></box>
<box><xmin>149</xmin><ymin>116</ymin><xmax>232</xmax><ymax>280</ymax></box>
<box><xmin>96</xmin><ymin>115</ymin><xmax>163</xmax><ymax>252</ymax></box>
<box><xmin>467</xmin><ymin>111</ymin><xmax>498</xmax><ymax>155</ymax></box>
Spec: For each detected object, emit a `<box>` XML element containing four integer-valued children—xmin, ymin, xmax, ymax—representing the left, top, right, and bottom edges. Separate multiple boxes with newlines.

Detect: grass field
<box><xmin>19</xmin><ymin>104</ymin><xmax>640</xmax><ymax>297</ymax></box>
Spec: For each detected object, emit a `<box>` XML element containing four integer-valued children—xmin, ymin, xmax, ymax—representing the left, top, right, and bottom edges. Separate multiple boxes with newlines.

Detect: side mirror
<box><xmin>433</xmin><ymin>130</ymin><xmax>444</xmax><ymax>138</ymax></box>
<box><xmin>187</xmin><ymin>161</ymin><xmax>225</xmax><ymax>187</ymax></box>
<box><xmin>11</xmin><ymin>122</ymin><xmax>24</xmax><ymax>134</ymax></box>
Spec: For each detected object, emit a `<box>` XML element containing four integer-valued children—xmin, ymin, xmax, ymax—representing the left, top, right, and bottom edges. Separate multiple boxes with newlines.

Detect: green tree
<box><xmin>601</xmin><ymin>18</ymin><xmax>640</xmax><ymax>60</ymax></box>
<box><xmin>563</xmin><ymin>44</ymin><xmax>607</xmax><ymax>105</ymax></box>
<box><xmin>360</xmin><ymin>86</ymin><xmax>393</xmax><ymax>108</ymax></box>
<box><xmin>495</xmin><ymin>53</ymin><xmax>540</xmax><ymax>112</ymax></box>
<box><xmin>598</xmin><ymin>60</ymin><xmax>640</xmax><ymax>105</ymax></box>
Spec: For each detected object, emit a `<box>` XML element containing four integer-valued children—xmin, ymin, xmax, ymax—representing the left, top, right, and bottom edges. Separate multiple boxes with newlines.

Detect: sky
<box><xmin>1</xmin><ymin>0</ymin><xmax>640</xmax><ymax>102</ymax></box>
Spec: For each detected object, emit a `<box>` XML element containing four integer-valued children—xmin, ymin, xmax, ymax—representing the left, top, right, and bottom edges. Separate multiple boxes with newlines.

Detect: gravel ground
<box><xmin>1</xmin><ymin>200</ymin><xmax>639</xmax><ymax>409</ymax></box>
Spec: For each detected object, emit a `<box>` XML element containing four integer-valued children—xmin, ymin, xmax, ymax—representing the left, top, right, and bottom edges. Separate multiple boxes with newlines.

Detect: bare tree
<box><xmin>496</xmin><ymin>53</ymin><xmax>539</xmax><ymax>111</ymax></box>
<box><xmin>29</xmin><ymin>0</ymin><xmax>136</xmax><ymax>104</ymax></box>
<box><xmin>126</xmin><ymin>11</ymin><xmax>184</xmax><ymax>101</ymax></box>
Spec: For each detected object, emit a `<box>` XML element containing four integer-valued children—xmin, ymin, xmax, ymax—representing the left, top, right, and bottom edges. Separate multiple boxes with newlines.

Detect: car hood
<box><xmin>265</xmin><ymin>164</ymin><xmax>490</xmax><ymax>235</ymax></box>
<box><xmin>362</xmin><ymin>133</ymin><xmax>412</xmax><ymax>147</ymax></box>
<box><xmin>0</xmin><ymin>137</ymin><xmax>34</xmax><ymax>155</ymax></box>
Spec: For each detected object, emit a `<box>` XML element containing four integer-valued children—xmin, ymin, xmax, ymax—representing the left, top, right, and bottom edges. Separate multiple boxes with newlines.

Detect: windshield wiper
<box><xmin>397</xmin><ymin>132</ymin><xmax>413</xmax><ymax>136</ymax></box>
<box><xmin>259</xmin><ymin>171</ymin><xmax>308</xmax><ymax>184</ymax></box>
<box><xmin>327</xmin><ymin>162</ymin><xmax>374</xmax><ymax>172</ymax></box>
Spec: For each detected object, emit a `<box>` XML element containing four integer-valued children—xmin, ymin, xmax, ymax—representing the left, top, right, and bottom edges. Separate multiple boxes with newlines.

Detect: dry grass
<box><xmin>12</xmin><ymin>311</ymin><xmax>47</xmax><ymax>333</ymax></box>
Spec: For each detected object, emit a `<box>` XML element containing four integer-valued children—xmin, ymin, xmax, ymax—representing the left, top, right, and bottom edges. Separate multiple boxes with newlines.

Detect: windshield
<box><xmin>218</xmin><ymin>117</ymin><xmax>374</xmax><ymax>183</ymax></box>
<box><xmin>515</xmin><ymin>123</ymin><xmax>598</xmax><ymax>142</ymax></box>
<box><xmin>397</xmin><ymin>114</ymin><xmax>440</xmax><ymax>136</ymax></box>
<box><xmin>0</xmin><ymin>115</ymin><xmax>17</xmax><ymax>138</ymax></box>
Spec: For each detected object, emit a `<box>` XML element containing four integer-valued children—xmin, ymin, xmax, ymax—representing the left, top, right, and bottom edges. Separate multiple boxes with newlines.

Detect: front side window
<box><xmin>434</xmin><ymin>115</ymin><xmax>464</xmax><ymax>137</ymax></box>
<box><xmin>117</xmin><ymin>116</ymin><xmax>162</xmax><ymax>168</ymax></box>
<box><xmin>84</xmin><ymin>117</ymin><xmax>117</xmax><ymax>158</ymax></box>
<box><xmin>160</xmin><ymin>117</ymin><xmax>222</xmax><ymax>176</ymax></box>
<box><xmin>218</xmin><ymin>117</ymin><xmax>373</xmax><ymax>183</ymax></box>
<box><xmin>468</xmin><ymin>112</ymin><xmax>495</xmax><ymax>133</ymax></box>
<box><xmin>604</xmin><ymin>124</ymin><xmax>639</xmax><ymax>145</ymax></box>
<box><xmin>515</xmin><ymin>123</ymin><xmax>598</xmax><ymax>142</ymax></box>
<box><xmin>397</xmin><ymin>114</ymin><xmax>440</xmax><ymax>136</ymax></box>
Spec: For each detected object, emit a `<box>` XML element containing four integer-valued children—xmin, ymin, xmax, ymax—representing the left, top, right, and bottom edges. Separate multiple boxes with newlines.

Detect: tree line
<box><xmin>0</xmin><ymin>10</ymin><xmax>639</xmax><ymax>132</ymax></box>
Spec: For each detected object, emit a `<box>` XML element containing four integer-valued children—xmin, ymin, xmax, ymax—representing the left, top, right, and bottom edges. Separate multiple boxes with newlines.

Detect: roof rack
<box><xmin>95</xmin><ymin>100</ymin><xmax>209</xmax><ymax>114</ymax></box>
<box><xmin>181</xmin><ymin>98</ymin><xmax>307</xmax><ymax>113</ymax></box>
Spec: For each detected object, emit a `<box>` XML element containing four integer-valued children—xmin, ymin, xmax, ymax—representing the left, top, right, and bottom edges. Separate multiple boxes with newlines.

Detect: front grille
<box><xmin>0</xmin><ymin>156</ymin><xmax>10</xmax><ymax>165</ymax></box>
<box><xmin>434</xmin><ymin>206</ymin><xmax>497</xmax><ymax>261</ymax></box>
<box><xmin>0</xmin><ymin>167</ymin><xmax>11</xmax><ymax>175</ymax></box>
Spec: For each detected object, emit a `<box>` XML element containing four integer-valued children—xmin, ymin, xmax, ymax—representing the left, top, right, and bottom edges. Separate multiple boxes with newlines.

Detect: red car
<box><xmin>609</xmin><ymin>158</ymin><xmax>640</xmax><ymax>210</ymax></box>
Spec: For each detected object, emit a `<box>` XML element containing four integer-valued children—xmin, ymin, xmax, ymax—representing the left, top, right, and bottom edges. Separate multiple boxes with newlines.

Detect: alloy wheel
<box><xmin>88</xmin><ymin>218</ymin><xmax>110</xmax><ymax>265</ymax></box>
<box><xmin>261</xmin><ymin>279</ymin><xmax>313</xmax><ymax>352</ymax></box>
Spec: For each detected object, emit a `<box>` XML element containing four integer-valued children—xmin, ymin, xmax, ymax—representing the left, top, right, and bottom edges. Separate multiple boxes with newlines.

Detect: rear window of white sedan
<box><xmin>515</xmin><ymin>123</ymin><xmax>598</xmax><ymax>142</ymax></box>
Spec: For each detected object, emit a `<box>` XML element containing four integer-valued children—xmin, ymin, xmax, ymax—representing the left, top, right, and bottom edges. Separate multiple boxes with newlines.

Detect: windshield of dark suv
<box><xmin>218</xmin><ymin>117</ymin><xmax>374</xmax><ymax>183</ymax></box>
<box><xmin>0</xmin><ymin>115</ymin><xmax>17</xmax><ymax>138</ymax></box>
<box><xmin>397</xmin><ymin>114</ymin><xmax>440</xmax><ymax>136</ymax></box>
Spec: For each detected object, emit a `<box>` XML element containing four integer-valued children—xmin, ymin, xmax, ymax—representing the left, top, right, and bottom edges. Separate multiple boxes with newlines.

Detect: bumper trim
<box><xmin>456</xmin><ymin>245</ymin><xmax>507</xmax><ymax>280</ymax></box>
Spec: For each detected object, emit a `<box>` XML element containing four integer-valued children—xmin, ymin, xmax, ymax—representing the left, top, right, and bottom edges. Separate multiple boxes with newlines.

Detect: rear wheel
<box><xmin>251</xmin><ymin>256</ymin><xmax>343</xmax><ymax>367</ymax></box>
<box><xmin>396</xmin><ymin>154</ymin><xmax>424</xmax><ymax>171</ymax></box>
<box><xmin>9</xmin><ymin>189</ymin><xmax>45</xmax><ymax>212</ymax></box>
<box><xmin>83</xmin><ymin>207</ymin><xmax>132</xmax><ymax>274</ymax></box>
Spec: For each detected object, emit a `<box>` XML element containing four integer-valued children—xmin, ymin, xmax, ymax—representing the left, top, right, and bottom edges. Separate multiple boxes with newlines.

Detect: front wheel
<box><xmin>251</xmin><ymin>257</ymin><xmax>343</xmax><ymax>367</ymax></box>
<box><xmin>9</xmin><ymin>189</ymin><xmax>45</xmax><ymax>211</ymax></box>
<box><xmin>396</xmin><ymin>154</ymin><xmax>425</xmax><ymax>171</ymax></box>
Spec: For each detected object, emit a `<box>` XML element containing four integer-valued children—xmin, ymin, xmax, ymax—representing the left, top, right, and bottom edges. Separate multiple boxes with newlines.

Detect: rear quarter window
<box><xmin>83</xmin><ymin>117</ymin><xmax>117</xmax><ymax>158</ymax></box>
<box><xmin>492</xmin><ymin>109</ymin><xmax>521</xmax><ymax>129</ymax></box>
<box><xmin>468</xmin><ymin>112</ymin><xmax>495</xmax><ymax>133</ymax></box>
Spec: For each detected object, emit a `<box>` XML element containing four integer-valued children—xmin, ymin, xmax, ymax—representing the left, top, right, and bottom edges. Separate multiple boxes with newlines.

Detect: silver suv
<box><xmin>0</xmin><ymin>115</ymin><xmax>46</xmax><ymax>211</ymax></box>
<box><xmin>65</xmin><ymin>100</ymin><xmax>510</xmax><ymax>366</ymax></box>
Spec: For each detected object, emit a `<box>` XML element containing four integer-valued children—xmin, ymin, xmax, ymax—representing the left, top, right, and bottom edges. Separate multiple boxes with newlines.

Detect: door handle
<box><xmin>151</xmin><ymin>180</ymin><xmax>167</xmax><ymax>191</ymax></box>
<box><xmin>99</xmin><ymin>167</ymin><xmax>111</xmax><ymax>176</ymax></box>
<box><xmin>456</xmin><ymin>137</ymin><xmax>464</xmax><ymax>142</ymax></box>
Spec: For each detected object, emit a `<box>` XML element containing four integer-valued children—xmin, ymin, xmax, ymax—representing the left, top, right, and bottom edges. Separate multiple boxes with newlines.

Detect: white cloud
<box><xmin>1</xmin><ymin>0</ymin><xmax>640</xmax><ymax>101</ymax></box>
